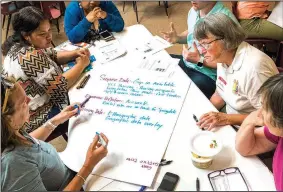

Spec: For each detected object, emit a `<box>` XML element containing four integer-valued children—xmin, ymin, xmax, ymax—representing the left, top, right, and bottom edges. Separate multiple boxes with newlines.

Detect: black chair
<box><xmin>1</xmin><ymin>1</ymin><xmax>19</xmax><ymax>39</ymax></box>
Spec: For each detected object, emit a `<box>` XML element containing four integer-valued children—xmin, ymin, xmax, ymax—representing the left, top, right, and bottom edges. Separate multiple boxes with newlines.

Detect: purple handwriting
<box><xmin>126</xmin><ymin>157</ymin><xmax>159</xmax><ymax>170</ymax></box>
<box><xmin>100</xmin><ymin>74</ymin><xmax>130</xmax><ymax>83</ymax></box>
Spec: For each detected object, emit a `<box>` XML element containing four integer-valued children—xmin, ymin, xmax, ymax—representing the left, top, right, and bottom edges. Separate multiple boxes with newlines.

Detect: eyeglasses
<box><xmin>1</xmin><ymin>76</ymin><xmax>15</xmax><ymax>113</ymax></box>
<box><xmin>198</xmin><ymin>38</ymin><xmax>223</xmax><ymax>50</ymax></box>
<box><xmin>208</xmin><ymin>167</ymin><xmax>249</xmax><ymax>191</ymax></box>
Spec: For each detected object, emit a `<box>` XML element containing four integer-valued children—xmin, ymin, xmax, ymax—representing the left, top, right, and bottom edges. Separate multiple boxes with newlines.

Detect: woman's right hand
<box><xmin>86</xmin><ymin>7</ymin><xmax>101</xmax><ymax>22</ymax></box>
<box><xmin>83</xmin><ymin>133</ymin><xmax>109</xmax><ymax>173</ymax></box>
<box><xmin>76</xmin><ymin>54</ymin><xmax>90</xmax><ymax>68</ymax></box>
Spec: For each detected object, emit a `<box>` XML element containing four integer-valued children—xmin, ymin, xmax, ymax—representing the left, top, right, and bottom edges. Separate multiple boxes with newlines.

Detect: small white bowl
<box><xmin>189</xmin><ymin>131</ymin><xmax>223</xmax><ymax>169</ymax></box>
<box><xmin>189</xmin><ymin>131</ymin><xmax>223</xmax><ymax>157</ymax></box>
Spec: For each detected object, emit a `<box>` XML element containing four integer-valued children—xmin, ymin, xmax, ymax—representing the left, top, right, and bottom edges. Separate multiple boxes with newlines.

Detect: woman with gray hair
<box><xmin>195</xmin><ymin>13</ymin><xmax>278</xmax><ymax>130</ymax></box>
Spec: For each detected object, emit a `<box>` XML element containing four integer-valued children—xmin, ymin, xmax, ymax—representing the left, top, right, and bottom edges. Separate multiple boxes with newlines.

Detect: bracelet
<box><xmin>76</xmin><ymin>174</ymin><xmax>86</xmax><ymax>183</ymax></box>
<box><xmin>44</xmin><ymin>120</ymin><xmax>57</xmax><ymax>131</ymax></box>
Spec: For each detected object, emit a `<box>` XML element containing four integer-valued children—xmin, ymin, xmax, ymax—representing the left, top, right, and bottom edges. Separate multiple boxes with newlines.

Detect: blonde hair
<box><xmin>1</xmin><ymin>76</ymin><xmax>26</xmax><ymax>153</ymax></box>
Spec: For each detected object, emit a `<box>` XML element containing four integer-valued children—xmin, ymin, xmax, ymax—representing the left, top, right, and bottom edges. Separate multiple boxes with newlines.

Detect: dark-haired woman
<box><xmin>1</xmin><ymin>76</ymin><xmax>109</xmax><ymax>191</ymax></box>
<box><xmin>2</xmin><ymin>6</ymin><xmax>90</xmax><ymax>136</ymax></box>
<box><xmin>236</xmin><ymin>73</ymin><xmax>283</xmax><ymax>191</ymax></box>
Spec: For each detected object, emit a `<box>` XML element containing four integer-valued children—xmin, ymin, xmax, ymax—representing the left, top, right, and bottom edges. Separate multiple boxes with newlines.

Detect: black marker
<box><xmin>76</xmin><ymin>75</ymin><xmax>89</xmax><ymax>89</ymax></box>
<box><xmin>193</xmin><ymin>114</ymin><xmax>198</xmax><ymax>122</ymax></box>
<box><xmin>193</xmin><ymin>114</ymin><xmax>204</xmax><ymax>131</ymax></box>
<box><xmin>81</xmin><ymin>75</ymin><xmax>91</xmax><ymax>88</ymax></box>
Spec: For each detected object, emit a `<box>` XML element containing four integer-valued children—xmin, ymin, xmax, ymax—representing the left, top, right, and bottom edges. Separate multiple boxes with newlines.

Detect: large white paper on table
<box><xmin>59</xmin><ymin>68</ymin><xmax>190</xmax><ymax>187</ymax></box>
<box><xmin>267</xmin><ymin>1</ymin><xmax>283</xmax><ymax>28</ymax></box>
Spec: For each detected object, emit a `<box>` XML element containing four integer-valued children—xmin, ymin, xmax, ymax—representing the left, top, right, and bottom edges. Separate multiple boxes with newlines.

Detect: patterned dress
<box><xmin>2</xmin><ymin>45</ymin><xmax>69</xmax><ymax>132</ymax></box>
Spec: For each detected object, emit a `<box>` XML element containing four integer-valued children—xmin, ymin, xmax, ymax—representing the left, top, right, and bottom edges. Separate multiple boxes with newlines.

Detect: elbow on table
<box><xmin>235</xmin><ymin>140</ymin><xmax>250</xmax><ymax>157</ymax></box>
<box><xmin>113</xmin><ymin>21</ymin><xmax>124</xmax><ymax>32</ymax></box>
<box><xmin>67</xmin><ymin>33</ymin><xmax>82</xmax><ymax>44</ymax></box>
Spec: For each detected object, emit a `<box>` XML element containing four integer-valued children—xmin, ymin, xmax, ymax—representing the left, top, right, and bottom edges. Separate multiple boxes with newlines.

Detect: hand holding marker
<box><xmin>96</xmin><ymin>132</ymin><xmax>107</xmax><ymax>147</ymax></box>
<box><xmin>74</xmin><ymin>94</ymin><xmax>92</xmax><ymax>115</ymax></box>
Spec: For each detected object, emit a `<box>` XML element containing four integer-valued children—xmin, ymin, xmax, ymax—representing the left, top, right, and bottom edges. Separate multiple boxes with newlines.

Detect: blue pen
<box><xmin>139</xmin><ymin>186</ymin><xmax>146</xmax><ymax>191</ymax></box>
<box><xmin>96</xmin><ymin>132</ymin><xmax>107</xmax><ymax>147</ymax></box>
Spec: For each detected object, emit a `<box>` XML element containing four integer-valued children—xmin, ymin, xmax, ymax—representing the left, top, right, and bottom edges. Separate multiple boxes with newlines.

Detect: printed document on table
<box><xmin>134</xmin><ymin>36</ymin><xmax>172</xmax><ymax>56</ymax></box>
<box><xmin>135</xmin><ymin>51</ymin><xmax>179</xmax><ymax>78</ymax></box>
<box><xmin>96</xmin><ymin>40</ymin><xmax>127</xmax><ymax>64</ymax></box>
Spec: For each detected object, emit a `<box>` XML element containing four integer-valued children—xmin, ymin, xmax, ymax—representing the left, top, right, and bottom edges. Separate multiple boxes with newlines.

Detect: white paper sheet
<box><xmin>95</xmin><ymin>40</ymin><xmax>127</xmax><ymax>64</ymax></box>
<box><xmin>133</xmin><ymin>36</ymin><xmax>172</xmax><ymax>56</ymax></box>
<box><xmin>135</xmin><ymin>52</ymin><xmax>179</xmax><ymax>78</ymax></box>
<box><xmin>267</xmin><ymin>1</ymin><xmax>283</xmax><ymax>28</ymax></box>
<box><xmin>59</xmin><ymin>68</ymin><xmax>190</xmax><ymax>187</ymax></box>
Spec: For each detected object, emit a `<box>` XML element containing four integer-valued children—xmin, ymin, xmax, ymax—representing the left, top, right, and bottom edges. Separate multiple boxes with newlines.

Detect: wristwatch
<box><xmin>197</xmin><ymin>56</ymin><xmax>204</xmax><ymax>67</ymax></box>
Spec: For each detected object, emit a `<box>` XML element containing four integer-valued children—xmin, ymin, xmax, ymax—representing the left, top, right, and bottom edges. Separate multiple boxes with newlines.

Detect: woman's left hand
<box><xmin>76</xmin><ymin>48</ymin><xmax>90</xmax><ymax>58</ymax></box>
<box><xmin>53</xmin><ymin>104</ymin><xmax>81</xmax><ymax>125</ymax></box>
<box><xmin>96</xmin><ymin>10</ymin><xmax>107</xmax><ymax>19</ymax></box>
<box><xmin>197</xmin><ymin>111</ymin><xmax>230</xmax><ymax>131</ymax></box>
<box><xmin>182</xmin><ymin>42</ymin><xmax>201</xmax><ymax>64</ymax></box>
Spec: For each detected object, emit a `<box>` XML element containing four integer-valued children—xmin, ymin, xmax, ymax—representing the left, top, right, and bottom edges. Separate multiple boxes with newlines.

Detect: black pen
<box><xmin>193</xmin><ymin>114</ymin><xmax>198</xmax><ymax>122</ymax></box>
<box><xmin>196</xmin><ymin>178</ymin><xmax>200</xmax><ymax>191</ymax></box>
<box><xmin>193</xmin><ymin>114</ymin><xmax>204</xmax><ymax>131</ymax></box>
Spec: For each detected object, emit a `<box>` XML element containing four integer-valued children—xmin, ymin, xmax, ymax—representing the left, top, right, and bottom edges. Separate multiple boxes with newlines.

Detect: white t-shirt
<box><xmin>216</xmin><ymin>42</ymin><xmax>279</xmax><ymax>114</ymax></box>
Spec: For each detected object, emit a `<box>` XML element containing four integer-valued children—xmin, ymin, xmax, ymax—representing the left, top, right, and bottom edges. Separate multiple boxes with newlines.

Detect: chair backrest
<box><xmin>278</xmin><ymin>67</ymin><xmax>283</xmax><ymax>73</ymax></box>
<box><xmin>1</xmin><ymin>2</ymin><xmax>18</xmax><ymax>15</ymax></box>
<box><xmin>40</xmin><ymin>1</ymin><xmax>61</xmax><ymax>19</ymax></box>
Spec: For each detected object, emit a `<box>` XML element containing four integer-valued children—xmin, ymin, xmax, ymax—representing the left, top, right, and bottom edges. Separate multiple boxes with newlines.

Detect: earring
<box><xmin>30</xmin><ymin>44</ymin><xmax>35</xmax><ymax>52</ymax></box>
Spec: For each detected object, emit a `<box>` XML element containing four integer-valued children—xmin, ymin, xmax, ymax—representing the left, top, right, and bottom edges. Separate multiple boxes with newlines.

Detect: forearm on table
<box><xmin>63</xmin><ymin>64</ymin><xmax>85</xmax><ymax>89</ymax></box>
<box><xmin>29</xmin><ymin>117</ymin><xmax>62</xmax><ymax>141</ymax></box>
<box><xmin>64</xmin><ymin>166</ymin><xmax>92</xmax><ymax>191</ymax></box>
<box><xmin>176</xmin><ymin>30</ymin><xmax>188</xmax><ymax>44</ymax></box>
<box><xmin>226</xmin><ymin>113</ymin><xmax>248</xmax><ymax>126</ymax></box>
<box><xmin>57</xmin><ymin>51</ymin><xmax>78</xmax><ymax>65</ymax></box>
<box><xmin>235</xmin><ymin>123</ymin><xmax>257</xmax><ymax>156</ymax></box>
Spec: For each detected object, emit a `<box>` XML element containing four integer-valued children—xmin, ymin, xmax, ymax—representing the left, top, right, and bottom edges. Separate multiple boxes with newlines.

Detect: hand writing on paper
<box><xmin>76</xmin><ymin>54</ymin><xmax>90</xmax><ymax>68</ymax></box>
<box><xmin>197</xmin><ymin>112</ymin><xmax>229</xmax><ymax>131</ymax></box>
<box><xmin>83</xmin><ymin>133</ymin><xmax>109</xmax><ymax>173</ymax></box>
<box><xmin>160</xmin><ymin>22</ymin><xmax>179</xmax><ymax>44</ymax></box>
<box><xmin>182</xmin><ymin>42</ymin><xmax>201</xmax><ymax>64</ymax></box>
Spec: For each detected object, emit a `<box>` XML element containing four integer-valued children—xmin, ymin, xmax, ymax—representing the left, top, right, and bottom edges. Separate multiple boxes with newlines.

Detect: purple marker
<box><xmin>81</xmin><ymin>94</ymin><xmax>91</xmax><ymax>107</ymax></box>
